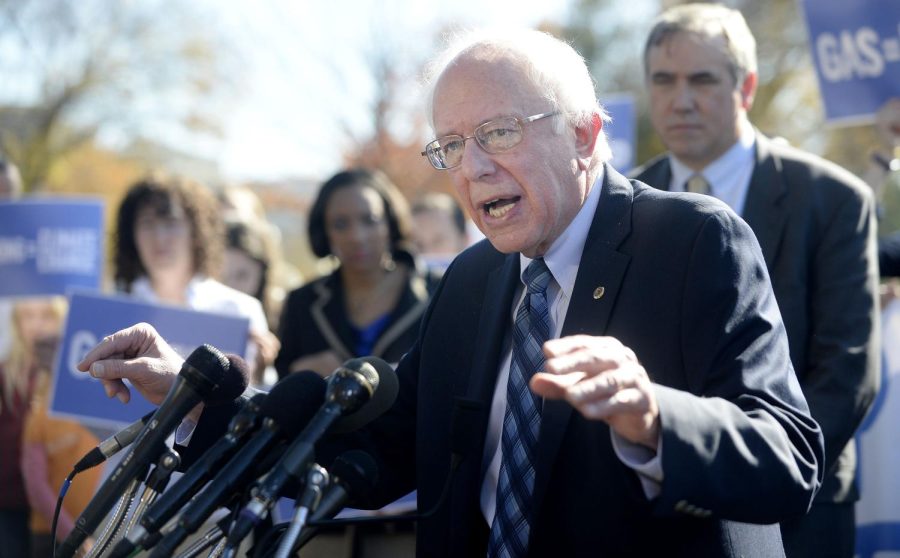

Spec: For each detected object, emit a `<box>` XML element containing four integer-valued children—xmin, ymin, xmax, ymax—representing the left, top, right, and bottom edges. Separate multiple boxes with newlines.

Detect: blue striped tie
<box><xmin>488</xmin><ymin>258</ymin><xmax>552</xmax><ymax>558</ymax></box>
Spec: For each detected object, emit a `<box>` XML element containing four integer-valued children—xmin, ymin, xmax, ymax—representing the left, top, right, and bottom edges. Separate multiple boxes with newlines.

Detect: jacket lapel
<box><xmin>740</xmin><ymin>134</ymin><xmax>788</xmax><ymax>267</ymax></box>
<box><xmin>456</xmin><ymin>254</ymin><xmax>520</xmax><ymax>404</ymax></box>
<box><xmin>448</xmin><ymin>253</ymin><xmax>519</xmax><ymax>547</ymax></box>
<box><xmin>531</xmin><ymin>164</ymin><xmax>635</xmax><ymax>515</ymax></box>
<box><xmin>309</xmin><ymin>276</ymin><xmax>355</xmax><ymax>362</ymax></box>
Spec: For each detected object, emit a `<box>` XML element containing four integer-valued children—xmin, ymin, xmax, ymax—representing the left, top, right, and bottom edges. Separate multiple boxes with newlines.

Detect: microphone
<box><xmin>273</xmin><ymin>464</ymin><xmax>329</xmax><ymax>558</ymax></box>
<box><xmin>225</xmin><ymin>358</ymin><xmax>391</xmax><ymax>546</ymax></box>
<box><xmin>106</xmin><ymin>392</ymin><xmax>267</xmax><ymax>558</ymax></box>
<box><xmin>71</xmin><ymin>354</ymin><xmax>249</xmax><ymax>475</ymax></box>
<box><xmin>330</xmin><ymin>356</ymin><xmax>399</xmax><ymax>434</ymax></box>
<box><xmin>276</xmin><ymin>450</ymin><xmax>379</xmax><ymax>554</ymax></box>
<box><xmin>58</xmin><ymin>344</ymin><xmax>242</xmax><ymax>558</ymax></box>
<box><xmin>225</xmin><ymin>357</ymin><xmax>395</xmax><ymax>549</ymax></box>
<box><xmin>72</xmin><ymin>411</ymin><xmax>153</xmax><ymax>474</ymax></box>
<box><xmin>303</xmin><ymin>397</ymin><xmax>484</xmax><ymax>529</ymax></box>
<box><xmin>147</xmin><ymin>372</ymin><xmax>327</xmax><ymax>558</ymax></box>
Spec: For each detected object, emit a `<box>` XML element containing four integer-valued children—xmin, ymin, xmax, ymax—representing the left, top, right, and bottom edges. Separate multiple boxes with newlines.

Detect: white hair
<box><xmin>422</xmin><ymin>27</ymin><xmax>612</xmax><ymax>163</ymax></box>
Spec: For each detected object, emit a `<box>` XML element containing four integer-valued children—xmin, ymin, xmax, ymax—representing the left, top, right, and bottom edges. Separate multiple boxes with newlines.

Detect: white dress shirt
<box><xmin>668</xmin><ymin>122</ymin><xmax>757</xmax><ymax>216</ymax></box>
<box><xmin>130</xmin><ymin>275</ymin><xmax>268</xmax><ymax>364</ymax></box>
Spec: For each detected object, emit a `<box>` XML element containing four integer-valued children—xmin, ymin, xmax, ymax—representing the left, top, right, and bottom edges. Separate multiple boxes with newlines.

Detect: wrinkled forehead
<box><xmin>432</xmin><ymin>53</ymin><xmax>543</xmax><ymax>129</ymax></box>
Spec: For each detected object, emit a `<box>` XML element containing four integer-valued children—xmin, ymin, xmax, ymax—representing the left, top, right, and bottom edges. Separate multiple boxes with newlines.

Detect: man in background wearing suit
<box><xmin>632</xmin><ymin>5</ymin><xmax>880</xmax><ymax>557</ymax></box>
<box><xmin>82</xmin><ymin>28</ymin><xmax>824</xmax><ymax>557</ymax></box>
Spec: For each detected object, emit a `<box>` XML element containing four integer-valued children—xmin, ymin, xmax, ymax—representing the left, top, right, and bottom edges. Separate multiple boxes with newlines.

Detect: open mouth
<box><xmin>483</xmin><ymin>197</ymin><xmax>520</xmax><ymax>218</ymax></box>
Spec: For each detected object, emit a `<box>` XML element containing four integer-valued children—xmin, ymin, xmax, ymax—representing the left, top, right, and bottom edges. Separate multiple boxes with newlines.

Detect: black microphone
<box><xmin>72</xmin><ymin>411</ymin><xmax>154</xmax><ymax>474</ymax></box>
<box><xmin>107</xmin><ymin>392</ymin><xmax>267</xmax><ymax>558</ymax></box>
<box><xmin>225</xmin><ymin>357</ymin><xmax>394</xmax><ymax>549</ymax></box>
<box><xmin>58</xmin><ymin>344</ymin><xmax>241</xmax><ymax>558</ymax></box>
<box><xmin>147</xmin><ymin>372</ymin><xmax>327</xmax><ymax>558</ymax></box>
<box><xmin>71</xmin><ymin>354</ymin><xmax>250</xmax><ymax>476</ymax></box>
<box><xmin>330</xmin><ymin>356</ymin><xmax>399</xmax><ymax>434</ymax></box>
<box><xmin>304</xmin><ymin>397</ymin><xmax>484</xmax><ymax>529</ymax></box>
<box><xmin>282</xmin><ymin>450</ymin><xmax>380</xmax><ymax>554</ymax></box>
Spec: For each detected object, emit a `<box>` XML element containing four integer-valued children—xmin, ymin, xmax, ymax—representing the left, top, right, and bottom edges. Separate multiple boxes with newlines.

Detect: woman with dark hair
<box><xmin>223</xmin><ymin>218</ymin><xmax>271</xmax><ymax>307</ymax></box>
<box><xmin>115</xmin><ymin>174</ymin><xmax>277</xmax><ymax>385</ymax></box>
<box><xmin>275</xmin><ymin>168</ymin><xmax>441</xmax><ymax>378</ymax></box>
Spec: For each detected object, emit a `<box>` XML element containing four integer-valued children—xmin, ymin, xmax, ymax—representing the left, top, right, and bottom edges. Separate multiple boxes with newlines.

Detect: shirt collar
<box><xmin>669</xmin><ymin>121</ymin><xmax>756</xmax><ymax>193</ymax></box>
<box><xmin>519</xmin><ymin>167</ymin><xmax>604</xmax><ymax>301</ymax></box>
<box><xmin>130</xmin><ymin>275</ymin><xmax>207</xmax><ymax>304</ymax></box>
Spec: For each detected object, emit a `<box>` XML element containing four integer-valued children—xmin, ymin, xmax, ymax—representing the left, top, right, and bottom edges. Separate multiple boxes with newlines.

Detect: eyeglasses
<box><xmin>421</xmin><ymin>111</ymin><xmax>559</xmax><ymax>170</ymax></box>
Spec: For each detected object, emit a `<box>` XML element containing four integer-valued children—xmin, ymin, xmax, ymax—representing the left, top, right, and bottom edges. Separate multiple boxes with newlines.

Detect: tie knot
<box><xmin>686</xmin><ymin>174</ymin><xmax>710</xmax><ymax>195</ymax></box>
<box><xmin>522</xmin><ymin>258</ymin><xmax>552</xmax><ymax>295</ymax></box>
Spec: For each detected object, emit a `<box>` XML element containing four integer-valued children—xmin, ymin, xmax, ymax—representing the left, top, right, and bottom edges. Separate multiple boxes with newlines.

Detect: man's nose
<box><xmin>672</xmin><ymin>82</ymin><xmax>696</xmax><ymax>112</ymax></box>
<box><xmin>460</xmin><ymin>138</ymin><xmax>495</xmax><ymax>181</ymax></box>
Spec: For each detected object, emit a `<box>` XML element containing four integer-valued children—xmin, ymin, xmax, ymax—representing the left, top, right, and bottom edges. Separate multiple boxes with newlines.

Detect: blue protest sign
<box><xmin>855</xmin><ymin>299</ymin><xmax>900</xmax><ymax>557</ymax></box>
<box><xmin>0</xmin><ymin>199</ymin><xmax>104</xmax><ymax>297</ymax></box>
<box><xmin>604</xmin><ymin>95</ymin><xmax>637</xmax><ymax>173</ymax></box>
<box><xmin>799</xmin><ymin>0</ymin><xmax>900</xmax><ymax>123</ymax></box>
<box><xmin>49</xmin><ymin>291</ymin><xmax>250</xmax><ymax>428</ymax></box>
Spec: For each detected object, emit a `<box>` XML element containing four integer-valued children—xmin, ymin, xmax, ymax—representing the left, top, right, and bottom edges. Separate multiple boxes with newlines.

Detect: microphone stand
<box><xmin>274</xmin><ymin>465</ymin><xmax>328</xmax><ymax>558</ymax></box>
<box><xmin>291</xmin><ymin>396</ymin><xmax>484</xmax><ymax>555</ymax></box>
<box><xmin>207</xmin><ymin>537</ymin><xmax>228</xmax><ymax>558</ymax></box>
<box><xmin>172</xmin><ymin>515</ymin><xmax>231</xmax><ymax>558</ymax></box>
<box><xmin>84</xmin><ymin>475</ymin><xmax>144</xmax><ymax>558</ymax></box>
<box><xmin>123</xmin><ymin>450</ymin><xmax>180</xmax><ymax>540</ymax></box>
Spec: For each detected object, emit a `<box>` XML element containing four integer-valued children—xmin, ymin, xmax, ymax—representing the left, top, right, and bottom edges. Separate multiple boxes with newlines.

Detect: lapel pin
<box><xmin>593</xmin><ymin>286</ymin><xmax>605</xmax><ymax>299</ymax></box>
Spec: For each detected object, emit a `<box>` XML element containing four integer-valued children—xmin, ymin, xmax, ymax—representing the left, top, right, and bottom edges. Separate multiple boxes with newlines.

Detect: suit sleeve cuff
<box><xmin>611</xmin><ymin>431</ymin><xmax>664</xmax><ymax>500</ymax></box>
<box><xmin>175</xmin><ymin>415</ymin><xmax>200</xmax><ymax>446</ymax></box>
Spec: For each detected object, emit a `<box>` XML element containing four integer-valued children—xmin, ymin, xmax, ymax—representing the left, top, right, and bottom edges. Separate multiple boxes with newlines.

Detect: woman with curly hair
<box><xmin>114</xmin><ymin>174</ymin><xmax>277</xmax><ymax>385</ymax></box>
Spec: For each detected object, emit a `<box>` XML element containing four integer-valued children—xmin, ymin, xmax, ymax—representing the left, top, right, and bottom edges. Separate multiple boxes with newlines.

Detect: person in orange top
<box><xmin>14</xmin><ymin>298</ymin><xmax>103</xmax><ymax>558</ymax></box>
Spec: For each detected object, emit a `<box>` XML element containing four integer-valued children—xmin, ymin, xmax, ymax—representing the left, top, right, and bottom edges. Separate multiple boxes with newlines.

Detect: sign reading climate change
<box><xmin>800</xmin><ymin>0</ymin><xmax>900</xmax><ymax>123</ymax></box>
<box><xmin>50</xmin><ymin>292</ymin><xmax>250</xmax><ymax>428</ymax></box>
<box><xmin>0</xmin><ymin>199</ymin><xmax>104</xmax><ymax>297</ymax></box>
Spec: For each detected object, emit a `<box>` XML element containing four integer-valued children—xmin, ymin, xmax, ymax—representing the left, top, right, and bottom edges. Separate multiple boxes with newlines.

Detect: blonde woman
<box><xmin>0</xmin><ymin>297</ymin><xmax>53</xmax><ymax>558</ymax></box>
<box><xmin>8</xmin><ymin>298</ymin><xmax>101</xmax><ymax>558</ymax></box>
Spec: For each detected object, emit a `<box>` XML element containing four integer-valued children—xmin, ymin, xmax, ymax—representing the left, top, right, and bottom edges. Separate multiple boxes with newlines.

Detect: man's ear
<box><xmin>575</xmin><ymin>112</ymin><xmax>603</xmax><ymax>169</ymax></box>
<box><xmin>740</xmin><ymin>71</ymin><xmax>758</xmax><ymax>111</ymax></box>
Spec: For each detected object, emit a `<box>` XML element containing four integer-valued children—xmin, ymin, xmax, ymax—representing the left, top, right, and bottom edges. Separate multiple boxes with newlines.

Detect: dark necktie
<box><xmin>488</xmin><ymin>258</ymin><xmax>553</xmax><ymax>558</ymax></box>
<box><xmin>685</xmin><ymin>173</ymin><xmax>711</xmax><ymax>195</ymax></box>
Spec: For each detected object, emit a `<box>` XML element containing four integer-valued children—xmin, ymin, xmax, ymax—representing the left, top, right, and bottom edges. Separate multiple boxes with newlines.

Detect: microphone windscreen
<box><xmin>332</xmin><ymin>450</ymin><xmax>379</xmax><ymax>496</ymax></box>
<box><xmin>204</xmin><ymin>354</ymin><xmax>251</xmax><ymax>407</ymax></box>
<box><xmin>330</xmin><ymin>357</ymin><xmax>399</xmax><ymax>434</ymax></box>
<box><xmin>261</xmin><ymin>371</ymin><xmax>327</xmax><ymax>439</ymax></box>
<box><xmin>180</xmin><ymin>344</ymin><xmax>231</xmax><ymax>399</ymax></box>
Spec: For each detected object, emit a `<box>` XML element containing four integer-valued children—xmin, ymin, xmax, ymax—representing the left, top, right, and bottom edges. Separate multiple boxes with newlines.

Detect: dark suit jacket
<box><xmin>274</xmin><ymin>251</ymin><xmax>441</xmax><ymax>379</ymax></box>
<box><xmin>880</xmin><ymin>231</ymin><xmax>900</xmax><ymax>277</ymax></box>
<box><xmin>633</xmin><ymin>134</ymin><xmax>880</xmax><ymax>504</ymax></box>
<box><xmin>355</xmin><ymin>165</ymin><xmax>823</xmax><ymax>557</ymax></box>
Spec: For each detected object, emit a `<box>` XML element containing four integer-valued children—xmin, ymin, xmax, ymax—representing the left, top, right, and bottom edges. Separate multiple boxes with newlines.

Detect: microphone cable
<box><xmin>51</xmin><ymin>471</ymin><xmax>75</xmax><ymax>558</ymax></box>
